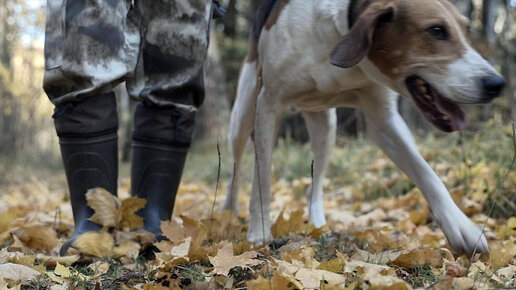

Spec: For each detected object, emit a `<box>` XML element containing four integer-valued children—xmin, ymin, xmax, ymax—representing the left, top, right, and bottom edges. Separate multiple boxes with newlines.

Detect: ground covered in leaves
<box><xmin>1</xmin><ymin>121</ymin><xmax>515</xmax><ymax>289</ymax></box>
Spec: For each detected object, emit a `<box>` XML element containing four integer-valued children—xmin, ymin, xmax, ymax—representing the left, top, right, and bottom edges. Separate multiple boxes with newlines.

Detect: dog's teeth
<box><xmin>442</xmin><ymin>115</ymin><xmax>450</xmax><ymax>121</ymax></box>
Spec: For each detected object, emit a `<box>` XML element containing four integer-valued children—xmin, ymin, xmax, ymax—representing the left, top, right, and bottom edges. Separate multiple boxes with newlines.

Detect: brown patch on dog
<box><xmin>365</xmin><ymin>0</ymin><xmax>467</xmax><ymax>80</ymax></box>
<box><xmin>247</xmin><ymin>34</ymin><xmax>259</xmax><ymax>62</ymax></box>
<box><xmin>264</xmin><ymin>0</ymin><xmax>291</xmax><ymax>30</ymax></box>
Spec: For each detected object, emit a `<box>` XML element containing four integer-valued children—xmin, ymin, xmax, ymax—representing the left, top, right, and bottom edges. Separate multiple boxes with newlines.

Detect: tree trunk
<box><xmin>482</xmin><ymin>0</ymin><xmax>498</xmax><ymax>46</ymax></box>
<box><xmin>450</xmin><ymin>0</ymin><xmax>474</xmax><ymax>17</ymax></box>
<box><xmin>223</xmin><ymin>0</ymin><xmax>238</xmax><ymax>38</ymax></box>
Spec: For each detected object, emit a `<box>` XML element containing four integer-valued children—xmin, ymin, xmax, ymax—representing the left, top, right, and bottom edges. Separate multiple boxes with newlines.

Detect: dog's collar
<box><xmin>348</xmin><ymin>0</ymin><xmax>372</xmax><ymax>28</ymax></box>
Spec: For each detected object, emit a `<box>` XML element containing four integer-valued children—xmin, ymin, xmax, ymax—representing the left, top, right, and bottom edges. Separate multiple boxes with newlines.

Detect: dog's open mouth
<box><xmin>405</xmin><ymin>75</ymin><xmax>465</xmax><ymax>132</ymax></box>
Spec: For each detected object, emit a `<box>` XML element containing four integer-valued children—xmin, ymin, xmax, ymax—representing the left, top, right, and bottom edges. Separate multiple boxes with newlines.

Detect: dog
<box><xmin>221</xmin><ymin>0</ymin><xmax>505</xmax><ymax>256</ymax></box>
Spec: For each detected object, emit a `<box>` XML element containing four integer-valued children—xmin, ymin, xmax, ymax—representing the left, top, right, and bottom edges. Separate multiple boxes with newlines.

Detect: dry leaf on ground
<box><xmin>209</xmin><ymin>242</ymin><xmax>263</xmax><ymax>276</ymax></box>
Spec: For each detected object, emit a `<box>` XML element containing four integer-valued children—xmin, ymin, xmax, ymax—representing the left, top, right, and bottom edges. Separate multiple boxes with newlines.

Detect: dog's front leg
<box><xmin>359</xmin><ymin>87</ymin><xmax>488</xmax><ymax>256</ymax></box>
<box><xmin>302</xmin><ymin>109</ymin><xmax>337</xmax><ymax>228</ymax></box>
<box><xmin>247</xmin><ymin>89</ymin><xmax>280</xmax><ymax>244</ymax></box>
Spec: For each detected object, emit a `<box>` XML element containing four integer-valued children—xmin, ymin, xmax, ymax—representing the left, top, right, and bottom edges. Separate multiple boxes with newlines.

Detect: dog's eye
<box><xmin>426</xmin><ymin>25</ymin><xmax>448</xmax><ymax>40</ymax></box>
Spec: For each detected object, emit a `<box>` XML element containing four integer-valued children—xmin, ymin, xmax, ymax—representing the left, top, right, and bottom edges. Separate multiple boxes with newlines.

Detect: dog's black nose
<box><xmin>482</xmin><ymin>75</ymin><xmax>505</xmax><ymax>100</ymax></box>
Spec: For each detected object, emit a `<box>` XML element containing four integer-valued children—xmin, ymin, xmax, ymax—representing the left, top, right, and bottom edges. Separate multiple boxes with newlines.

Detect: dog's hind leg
<box><xmin>222</xmin><ymin>61</ymin><xmax>260</xmax><ymax>214</ymax></box>
<box><xmin>302</xmin><ymin>109</ymin><xmax>337</xmax><ymax>228</ymax></box>
<box><xmin>359</xmin><ymin>86</ymin><xmax>488</xmax><ymax>256</ymax></box>
<box><xmin>247</xmin><ymin>88</ymin><xmax>281</xmax><ymax>244</ymax></box>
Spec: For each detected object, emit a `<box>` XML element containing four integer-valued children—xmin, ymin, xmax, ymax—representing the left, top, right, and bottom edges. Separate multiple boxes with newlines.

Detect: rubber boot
<box><xmin>131</xmin><ymin>102</ymin><xmax>194</xmax><ymax>239</ymax></box>
<box><xmin>131</xmin><ymin>142</ymin><xmax>187</xmax><ymax>238</ymax></box>
<box><xmin>53</xmin><ymin>93</ymin><xmax>118</xmax><ymax>256</ymax></box>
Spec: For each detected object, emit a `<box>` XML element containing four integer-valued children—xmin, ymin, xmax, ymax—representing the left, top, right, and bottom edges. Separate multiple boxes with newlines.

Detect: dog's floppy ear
<box><xmin>331</xmin><ymin>4</ymin><xmax>394</xmax><ymax>68</ymax></box>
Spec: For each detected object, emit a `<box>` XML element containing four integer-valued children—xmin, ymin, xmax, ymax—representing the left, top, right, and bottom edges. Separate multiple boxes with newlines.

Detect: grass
<box><xmin>183</xmin><ymin>117</ymin><xmax>515</xmax><ymax>218</ymax></box>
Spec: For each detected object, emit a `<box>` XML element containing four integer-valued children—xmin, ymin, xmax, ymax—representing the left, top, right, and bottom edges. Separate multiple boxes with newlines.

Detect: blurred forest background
<box><xmin>0</xmin><ymin>0</ymin><xmax>515</xmax><ymax>185</ymax></box>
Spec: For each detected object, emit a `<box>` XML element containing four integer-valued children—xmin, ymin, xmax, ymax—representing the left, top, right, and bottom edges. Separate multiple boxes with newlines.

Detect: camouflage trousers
<box><xmin>43</xmin><ymin>0</ymin><xmax>213</xmax><ymax>110</ymax></box>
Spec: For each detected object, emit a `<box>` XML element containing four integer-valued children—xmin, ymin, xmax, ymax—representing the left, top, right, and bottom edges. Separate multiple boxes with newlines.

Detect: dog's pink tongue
<box><xmin>434</xmin><ymin>96</ymin><xmax>466</xmax><ymax>131</ymax></box>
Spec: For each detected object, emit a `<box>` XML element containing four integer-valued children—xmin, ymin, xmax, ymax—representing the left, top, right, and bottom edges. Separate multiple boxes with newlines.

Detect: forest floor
<box><xmin>0</xmin><ymin>119</ymin><xmax>515</xmax><ymax>289</ymax></box>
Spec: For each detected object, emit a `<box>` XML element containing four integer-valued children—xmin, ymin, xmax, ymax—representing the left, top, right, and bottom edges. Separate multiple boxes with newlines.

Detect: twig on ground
<box><xmin>307</xmin><ymin>160</ymin><xmax>315</xmax><ymax>236</ymax></box>
<box><xmin>209</xmin><ymin>142</ymin><xmax>222</xmax><ymax>241</ymax></box>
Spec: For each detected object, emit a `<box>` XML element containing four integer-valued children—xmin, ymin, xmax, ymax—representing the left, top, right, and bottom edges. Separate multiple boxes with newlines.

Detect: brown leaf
<box><xmin>73</xmin><ymin>232</ymin><xmax>114</xmax><ymax>257</ymax></box>
<box><xmin>117</xmin><ymin>197</ymin><xmax>146</xmax><ymax>230</ymax></box>
<box><xmin>86</xmin><ymin>188</ymin><xmax>119</xmax><ymax>228</ymax></box>
<box><xmin>11</xmin><ymin>225</ymin><xmax>58</xmax><ymax>252</ymax></box>
<box><xmin>445</xmin><ymin>261</ymin><xmax>467</xmax><ymax>277</ymax></box>
<box><xmin>352</xmin><ymin>230</ymin><xmax>397</xmax><ymax>253</ymax></box>
<box><xmin>209</xmin><ymin>242</ymin><xmax>263</xmax><ymax>276</ymax></box>
<box><xmin>391</xmin><ymin>248</ymin><xmax>452</xmax><ymax>268</ymax></box>
<box><xmin>160</xmin><ymin>220</ymin><xmax>187</xmax><ymax>242</ymax></box>
<box><xmin>272</xmin><ymin>209</ymin><xmax>305</xmax><ymax>238</ymax></box>
<box><xmin>0</xmin><ymin>263</ymin><xmax>40</xmax><ymax>282</ymax></box>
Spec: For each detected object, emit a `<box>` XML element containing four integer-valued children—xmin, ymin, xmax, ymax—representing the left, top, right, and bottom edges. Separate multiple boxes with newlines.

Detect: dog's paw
<box><xmin>247</xmin><ymin>218</ymin><xmax>272</xmax><ymax>245</ymax></box>
<box><xmin>308</xmin><ymin>200</ymin><xmax>326</xmax><ymax>228</ymax></box>
<box><xmin>221</xmin><ymin>198</ymin><xmax>239</xmax><ymax>214</ymax></box>
<box><xmin>438</xmin><ymin>210</ymin><xmax>489</xmax><ymax>256</ymax></box>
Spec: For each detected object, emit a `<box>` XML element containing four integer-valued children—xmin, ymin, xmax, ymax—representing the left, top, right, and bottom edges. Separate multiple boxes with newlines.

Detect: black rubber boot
<box><xmin>131</xmin><ymin>101</ymin><xmax>195</xmax><ymax>239</ymax></box>
<box><xmin>53</xmin><ymin>93</ymin><xmax>118</xmax><ymax>256</ymax></box>
<box><xmin>131</xmin><ymin>142</ymin><xmax>187</xmax><ymax>238</ymax></box>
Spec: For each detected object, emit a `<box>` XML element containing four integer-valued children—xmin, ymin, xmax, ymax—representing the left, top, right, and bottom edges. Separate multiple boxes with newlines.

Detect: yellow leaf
<box><xmin>282</xmin><ymin>246</ymin><xmax>317</xmax><ymax>269</ymax></box>
<box><xmin>317</xmin><ymin>253</ymin><xmax>347</xmax><ymax>273</ymax></box>
<box><xmin>54</xmin><ymin>263</ymin><xmax>71</xmax><ymax>278</ymax></box>
<box><xmin>86</xmin><ymin>188</ymin><xmax>119</xmax><ymax>228</ymax></box>
<box><xmin>245</xmin><ymin>275</ymin><xmax>270</xmax><ymax>290</ymax></box>
<box><xmin>113</xmin><ymin>241</ymin><xmax>141</xmax><ymax>259</ymax></box>
<box><xmin>0</xmin><ymin>263</ymin><xmax>40</xmax><ymax>283</ymax></box>
<box><xmin>272</xmin><ymin>270</ymin><xmax>303</xmax><ymax>289</ymax></box>
<box><xmin>489</xmin><ymin>241</ymin><xmax>516</xmax><ymax>268</ymax></box>
<box><xmin>295</xmin><ymin>268</ymin><xmax>347</xmax><ymax>289</ymax></box>
<box><xmin>35</xmin><ymin>254</ymin><xmax>80</xmax><ymax>267</ymax></box>
<box><xmin>272</xmin><ymin>209</ymin><xmax>305</xmax><ymax>238</ymax></box>
<box><xmin>352</xmin><ymin>230</ymin><xmax>397</xmax><ymax>253</ymax></box>
<box><xmin>209</xmin><ymin>242</ymin><xmax>263</xmax><ymax>276</ymax></box>
<box><xmin>73</xmin><ymin>232</ymin><xmax>114</xmax><ymax>257</ymax></box>
<box><xmin>117</xmin><ymin>197</ymin><xmax>146</xmax><ymax>230</ymax></box>
<box><xmin>409</xmin><ymin>207</ymin><xmax>429</xmax><ymax>225</ymax></box>
<box><xmin>11</xmin><ymin>225</ymin><xmax>58</xmax><ymax>252</ymax></box>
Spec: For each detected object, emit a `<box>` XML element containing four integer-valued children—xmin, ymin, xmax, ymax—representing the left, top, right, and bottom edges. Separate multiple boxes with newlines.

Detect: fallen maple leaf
<box><xmin>0</xmin><ymin>263</ymin><xmax>40</xmax><ymax>283</ymax></box>
<box><xmin>295</xmin><ymin>268</ymin><xmax>347</xmax><ymax>289</ymax></box>
<box><xmin>209</xmin><ymin>242</ymin><xmax>263</xmax><ymax>276</ymax></box>
<box><xmin>73</xmin><ymin>231</ymin><xmax>114</xmax><ymax>257</ymax></box>
<box><xmin>489</xmin><ymin>241</ymin><xmax>516</xmax><ymax>269</ymax></box>
<box><xmin>272</xmin><ymin>209</ymin><xmax>305</xmax><ymax>238</ymax></box>
<box><xmin>86</xmin><ymin>188</ymin><xmax>119</xmax><ymax>228</ymax></box>
<box><xmin>445</xmin><ymin>260</ymin><xmax>467</xmax><ymax>277</ymax></box>
<box><xmin>391</xmin><ymin>248</ymin><xmax>453</xmax><ymax>268</ymax></box>
<box><xmin>117</xmin><ymin>197</ymin><xmax>146</xmax><ymax>230</ymax></box>
<box><xmin>113</xmin><ymin>241</ymin><xmax>141</xmax><ymax>259</ymax></box>
<box><xmin>11</xmin><ymin>224</ymin><xmax>58</xmax><ymax>252</ymax></box>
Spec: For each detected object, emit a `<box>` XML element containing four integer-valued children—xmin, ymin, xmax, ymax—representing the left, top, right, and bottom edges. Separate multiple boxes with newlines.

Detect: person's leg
<box><xmin>43</xmin><ymin>0</ymin><xmax>140</xmax><ymax>255</ymax></box>
<box><xmin>53</xmin><ymin>93</ymin><xmax>119</xmax><ymax>255</ymax></box>
<box><xmin>127</xmin><ymin>0</ymin><xmax>213</xmax><ymax>238</ymax></box>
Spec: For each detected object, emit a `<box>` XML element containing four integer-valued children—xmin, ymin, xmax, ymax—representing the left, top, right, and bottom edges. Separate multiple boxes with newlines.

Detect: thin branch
<box><xmin>209</xmin><ymin>142</ymin><xmax>222</xmax><ymax>241</ymax></box>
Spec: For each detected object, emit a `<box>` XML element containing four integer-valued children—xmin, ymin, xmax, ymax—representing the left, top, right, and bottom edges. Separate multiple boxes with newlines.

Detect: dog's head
<box><xmin>331</xmin><ymin>0</ymin><xmax>505</xmax><ymax>132</ymax></box>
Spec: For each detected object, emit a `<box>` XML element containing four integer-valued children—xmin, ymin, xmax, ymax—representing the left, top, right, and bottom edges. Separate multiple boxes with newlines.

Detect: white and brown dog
<box><xmin>221</xmin><ymin>0</ymin><xmax>505</xmax><ymax>255</ymax></box>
